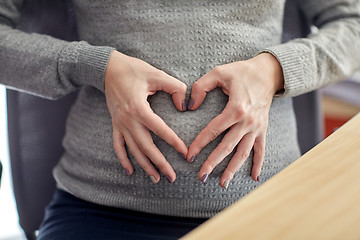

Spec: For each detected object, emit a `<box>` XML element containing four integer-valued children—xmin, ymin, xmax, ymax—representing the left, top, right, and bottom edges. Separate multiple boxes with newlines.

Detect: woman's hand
<box><xmin>104</xmin><ymin>51</ymin><xmax>188</xmax><ymax>184</ymax></box>
<box><xmin>186</xmin><ymin>53</ymin><xmax>284</xmax><ymax>188</ymax></box>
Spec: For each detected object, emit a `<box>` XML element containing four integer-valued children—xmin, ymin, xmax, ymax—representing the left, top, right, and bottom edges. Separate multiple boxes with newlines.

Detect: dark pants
<box><xmin>38</xmin><ymin>189</ymin><xmax>207</xmax><ymax>240</ymax></box>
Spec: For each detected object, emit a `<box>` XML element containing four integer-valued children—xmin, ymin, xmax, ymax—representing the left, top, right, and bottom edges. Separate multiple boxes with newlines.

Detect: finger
<box><xmin>251</xmin><ymin>134</ymin><xmax>266</xmax><ymax>182</ymax></box>
<box><xmin>220</xmin><ymin>133</ymin><xmax>256</xmax><ymax>189</ymax></box>
<box><xmin>138</xmin><ymin>104</ymin><xmax>188</xmax><ymax>157</ymax></box>
<box><xmin>187</xmin><ymin>107</ymin><xmax>236</xmax><ymax>163</ymax></box>
<box><xmin>198</xmin><ymin>124</ymin><xmax>246</xmax><ymax>182</ymax></box>
<box><xmin>188</xmin><ymin>67</ymin><xmax>223</xmax><ymax>110</ymax></box>
<box><xmin>129</xmin><ymin>122</ymin><xmax>176</xmax><ymax>183</ymax></box>
<box><xmin>122</xmin><ymin>131</ymin><xmax>161</xmax><ymax>184</ymax></box>
<box><xmin>113</xmin><ymin>128</ymin><xmax>133</xmax><ymax>176</ymax></box>
<box><xmin>155</xmin><ymin>72</ymin><xmax>188</xmax><ymax>111</ymax></box>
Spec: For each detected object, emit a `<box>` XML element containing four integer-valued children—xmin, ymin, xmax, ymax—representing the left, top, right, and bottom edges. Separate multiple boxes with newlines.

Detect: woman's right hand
<box><xmin>104</xmin><ymin>51</ymin><xmax>188</xmax><ymax>184</ymax></box>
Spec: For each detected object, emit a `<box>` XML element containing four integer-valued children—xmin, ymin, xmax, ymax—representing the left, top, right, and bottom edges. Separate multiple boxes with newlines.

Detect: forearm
<box><xmin>262</xmin><ymin>0</ymin><xmax>360</xmax><ymax>97</ymax></box>
<box><xmin>0</xmin><ymin>0</ymin><xmax>115</xmax><ymax>100</ymax></box>
<box><xmin>0</xmin><ymin>24</ymin><xmax>114</xmax><ymax>99</ymax></box>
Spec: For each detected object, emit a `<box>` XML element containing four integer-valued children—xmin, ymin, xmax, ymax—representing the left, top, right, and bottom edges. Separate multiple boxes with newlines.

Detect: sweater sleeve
<box><xmin>0</xmin><ymin>0</ymin><xmax>115</xmax><ymax>99</ymax></box>
<box><xmin>262</xmin><ymin>0</ymin><xmax>360</xmax><ymax>97</ymax></box>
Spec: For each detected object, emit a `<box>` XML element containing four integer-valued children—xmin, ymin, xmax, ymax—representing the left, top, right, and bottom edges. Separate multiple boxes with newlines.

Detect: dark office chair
<box><xmin>7</xmin><ymin>1</ymin><xmax>78</xmax><ymax>240</ymax></box>
<box><xmin>0</xmin><ymin>160</ymin><xmax>2</xmax><ymax>187</ymax></box>
<box><xmin>6</xmin><ymin>0</ymin><xmax>322</xmax><ymax>239</ymax></box>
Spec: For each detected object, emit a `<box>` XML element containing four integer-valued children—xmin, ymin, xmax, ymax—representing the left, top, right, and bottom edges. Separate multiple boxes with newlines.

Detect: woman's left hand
<box><xmin>186</xmin><ymin>53</ymin><xmax>284</xmax><ymax>188</ymax></box>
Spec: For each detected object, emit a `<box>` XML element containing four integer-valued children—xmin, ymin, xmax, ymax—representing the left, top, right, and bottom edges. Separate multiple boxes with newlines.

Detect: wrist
<box><xmin>252</xmin><ymin>53</ymin><xmax>284</xmax><ymax>95</ymax></box>
<box><xmin>104</xmin><ymin>51</ymin><xmax>129</xmax><ymax>90</ymax></box>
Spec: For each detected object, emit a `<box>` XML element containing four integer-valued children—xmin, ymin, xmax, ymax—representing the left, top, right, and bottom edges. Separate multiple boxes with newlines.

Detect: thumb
<box><xmin>188</xmin><ymin>70</ymin><xmax>219</xmax><ymax>110</ymax></box>
<box><xmin>156</xmin><ymin>71</ymin><xmax>187</xmax><ymax>111</ymax></box>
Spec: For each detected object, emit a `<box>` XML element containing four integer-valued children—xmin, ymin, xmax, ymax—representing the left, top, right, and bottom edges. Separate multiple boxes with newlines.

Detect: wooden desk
<box><xmin>182</xmin><ymin>113</ymin><xmax>360</xmax><ymax>240</ymax></box>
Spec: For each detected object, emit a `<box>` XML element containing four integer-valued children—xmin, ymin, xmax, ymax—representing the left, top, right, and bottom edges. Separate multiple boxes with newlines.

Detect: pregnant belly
<box><xmin>148</xmin><ymin>87</ymin><xmax>230</xmax><ymax>174</ymax></box>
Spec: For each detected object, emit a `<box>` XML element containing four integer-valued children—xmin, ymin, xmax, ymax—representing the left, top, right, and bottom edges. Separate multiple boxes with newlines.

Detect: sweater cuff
<box><xmin>59</xmin><ymin>41</ymin><xmax>115</xmax><ymax>93</ymax></box>
<box><xmin>261</xmin><ymin>42</ymin><xmax>305</xmax><ymax>98</ymax></box>
<box><xmin>76</xmin><ymin>42</ymin><xmax>115</xmax><ymax>92</ymax></box>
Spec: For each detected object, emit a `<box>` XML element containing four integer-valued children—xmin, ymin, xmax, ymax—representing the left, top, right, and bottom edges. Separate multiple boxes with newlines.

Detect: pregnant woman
<box><xmin>1</xmin><ymin>0</ymin><xmax>359</xmax><ymax>239</ymax></box>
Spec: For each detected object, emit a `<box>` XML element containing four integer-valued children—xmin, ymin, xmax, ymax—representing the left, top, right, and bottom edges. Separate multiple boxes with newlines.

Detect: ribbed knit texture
<box><xmin>1</xmin><ymin>0</ymin><xmax>360</xmax><ymax>218</ymax></box>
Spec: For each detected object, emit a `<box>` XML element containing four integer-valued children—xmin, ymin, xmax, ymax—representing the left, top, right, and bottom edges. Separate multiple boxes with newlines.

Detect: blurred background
<box><xmin>321</xmin><ymin>73</ymin><xmax>360</xmax><ymax>137</ymax></box>
<box><xmin>0</xmin><ymin>86</ymin><xmax>26</xmax><ymax>240</ymax></box>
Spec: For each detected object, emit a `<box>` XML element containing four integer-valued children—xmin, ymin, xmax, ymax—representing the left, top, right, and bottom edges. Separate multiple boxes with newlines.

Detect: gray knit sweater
<box><xmin>1</xmin><ymin>0</ymin><xmax>360</xmax><ymax>218</ymax></box>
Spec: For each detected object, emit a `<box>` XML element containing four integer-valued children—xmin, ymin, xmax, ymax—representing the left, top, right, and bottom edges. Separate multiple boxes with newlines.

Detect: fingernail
<box><xmin>166</xmin><ymin>175</ymin><xmax>173</xmax><ymax>183</ymax></box>
<box><xmin>150</xmin><ymin>176</ymin><xmax>157</xmax><ymax>184</ymax></box>
<box><xmin>179</xmin><ymin>153</ymin><xmax>186</xmax><ymax>160</ymax></box>
<box><xmin>224</xmin><ymin>180</ymin><xmax>230</xmax><ymax>189</ymax></box>
<box><xmin>189</xmin><ymin>155</ymin><xmax>197</xmax><ymax>164</ymax></box>
<box><xmin>182</xmin><ymin>100</ymin><xmax>187</xmax><ymax>111</ymax></box>
<box><xmin>257</xmin><ymin>176</ymin><xmax>260</xmax><ymax>182</ymax></box>
<box><xmin>125</xmin><ymin>169</ymin><xmax>131</xmax><ymax>176</ymax></box>
<box><xmin>200</xmin><ymin>174</ymin><xmax>209</xmax><ymax>183</ymax></box>
<box><xmin>187</xmin><ymin>98</ymin><xmax>194</xmax><ymax>110</ymax></box>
